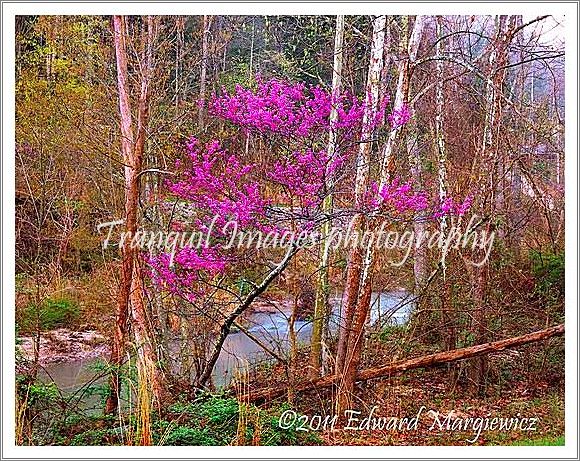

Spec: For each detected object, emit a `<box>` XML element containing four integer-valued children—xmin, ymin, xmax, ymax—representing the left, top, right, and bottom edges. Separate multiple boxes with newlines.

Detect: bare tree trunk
<box><xmin>508</xmin><ymin>16</ymin><xmax>525</xmax><ymax>253</ymax></box>
<box><xmin>378</xmin><ymin>15</ymin><xmax>409</xmax><ymax>186</ymax></box>
<box><xmin>174</xmin><ymin>16</ymin><xmax>185</xmax><ymax>114</ymax></box>
<box><xmin>402</xmin><ymin>17</ymin><xmax>428</xmax><ymax>299</ymax></box>
<box><xmin>408</xmin><ymin>140</ymin><xmax>429</xmax><ymax>297</ymax></box>
<box><xmin>334</xmin><ymin>214</ymin><xmax>364</xmax><ymax>383</ymax></box>
<box><xmin>335</xmin><ymin>16</ymin><xmax>424</xmax><ymax>414</ymax></box>
<box><xmin>378</xmin><ymin>15</ymin><xmax>425</xmax><ymax>190</ymax></box>
<box><xmin>105</xmin><ymin>15</ymin><xmax>164</xmax><ymax>415</ymax></box>
<box><xmin>434</xmin><ymin>16</ymin><xmax>457</xmax><ymax>380</ymax></box>
<box><xmin>469</xmin><ymin>15</ymin><xmax>517</xmax><ymax>395</ymax></box>
<box><xmin>287</xmin><ymin>295</ymin><xmax>299</xmax><ymax>405</ymax></box>
<box><xmin>105</xmin><ymin>15</ymin><xmax>136</xmax><ymax>415</ymax></box>
<box><xmin>198</xmin><ymin>15</ymin><xmax>211</xmax><ymax>130</ymax></box>
<box><xmin>435</xmin><ymin>16</ymin><xmax>448</xmax><ymax>274</ymax></box>
<box><xmin>244</xmin><ymin>17</ymin><xmax>256</xmax><ymax>157</ymax></box>
<box><xmin>335</xmin><ymin>15</ymin><xmax>385</xmax><ymax>414</ymax></box>
<box><xmin>309</xmin><ymin>14</ymin><xmax>345</xmax><ymax>379</ymax></box>
<box><xmin>249</xmin><ymin>17</ymin><xmax>255</xmax><ymax>78</ymax></box>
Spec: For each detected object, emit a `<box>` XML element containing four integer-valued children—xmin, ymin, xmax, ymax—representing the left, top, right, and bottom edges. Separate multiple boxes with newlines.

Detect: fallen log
<box><xmin>245</xmin><ymin>323</ymin><xmax>564</xmax><ymax>403</ymax></box>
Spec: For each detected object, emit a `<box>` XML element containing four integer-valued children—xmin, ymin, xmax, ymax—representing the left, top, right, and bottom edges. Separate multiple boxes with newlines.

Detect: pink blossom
<box><xmin>388</xmin><ymin>104</ymin><xmax>412</xmax><ymax>129</ymax></box>
<box><xmin>210</xmin><ymin>77</ymin><xmax>365</xmax><ymax>139</ymax></box>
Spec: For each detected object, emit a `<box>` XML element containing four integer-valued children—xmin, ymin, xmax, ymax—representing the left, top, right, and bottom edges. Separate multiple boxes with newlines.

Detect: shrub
<box><xmin>530</xmin><ymin>250</ymin><xmax>564</xmax><ymax>300</ymax></box>
<box><xmin>20</xmin><ymin>297</ymin><xmax>80</xmax><ymax>331</ymax></box>
<box><xmin>164</xmin><ymin>426</ymin><xmax>218</xmax><ymax>446</ymax></box>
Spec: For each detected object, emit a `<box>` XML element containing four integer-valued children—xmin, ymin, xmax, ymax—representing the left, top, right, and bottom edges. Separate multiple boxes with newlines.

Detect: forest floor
<box><xmin>249</xmin><ymin>342</ymin><xmax>565</xmax><ymax>446</ymax></box>
<box><xmin>317</xmin><ymin>369</ymin><xmax>565</xmax><ymax>446</ymax></box>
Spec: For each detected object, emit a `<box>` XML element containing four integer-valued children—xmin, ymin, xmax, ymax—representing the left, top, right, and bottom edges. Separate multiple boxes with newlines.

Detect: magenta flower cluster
<box><xmin>268</xmin><ymin>149</ymin><xmax>347</xmax><ymax>208</ymax></box>
<box><xmin>436</xmin><ymin>195</ymin><xmax>474</xmax><ymax>217</ymax></box>
<box><xmin>366</xmin><ymin>179</ymin><xmax>428</xmax><ymax>214</ymax></box>
<box><xmin>147</xmin><ymin>137</ymin><xmax>270</xmax><ymax>298</ymax></box>
<box><xmin>388</xmin><ymin>104</ymin><xmax>412</xmax><ymax>129</ymax></box>
<box><xmin>168</xmin><ymin>137</ymin><xmax>269</xmax><ymax>230</ymax></box>
<box><xmin>145</xmin><ymin>246</ymin><xmax>226</xmax><ymax>302</ymax></box>
<box><xmin>210</xmin><ymin>76</ymin><xmax>365</xmax><ymax>139</ymax></box>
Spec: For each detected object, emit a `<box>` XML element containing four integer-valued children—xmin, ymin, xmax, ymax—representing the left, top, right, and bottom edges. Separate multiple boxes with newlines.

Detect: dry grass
<box><xmin>235</xmin><ymin>360</ymin><xmax>262</xmax><ymax>446</ymax></box>
<box><xmin>15</xmin><ymin>386</ymin><xmax>30</xmax><ymax>445</ymax></box>
<box><xmin>135</xmin><ymin>355</ymin><xmax>155</xmax><ymax>446</ymax></box>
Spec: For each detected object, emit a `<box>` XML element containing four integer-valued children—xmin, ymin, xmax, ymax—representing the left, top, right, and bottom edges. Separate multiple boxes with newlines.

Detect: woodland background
<box><xmin>14</xmin><ymin>14</ymin><xmax>565</xmax><ymax>446</ymax></box>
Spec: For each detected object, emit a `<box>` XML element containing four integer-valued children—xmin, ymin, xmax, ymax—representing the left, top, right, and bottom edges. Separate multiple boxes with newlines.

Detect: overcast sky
<box><xmin>522</xmin><ymin>14</ymin><xmax>564</xmax><ymax>48</ymax></box>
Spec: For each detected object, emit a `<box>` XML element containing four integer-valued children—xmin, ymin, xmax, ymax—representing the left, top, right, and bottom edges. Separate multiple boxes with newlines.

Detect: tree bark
<box><xmin>335</xmin><ymin>15</ymin><xmax>426</xmax><ymax>416</ymax></box>
<box><xmin>399</xmin><ymin>17</ymin><xmax>428</xmax><ymax>297</ymax></box>
<box><xmin>379</xmin><ymin>16</ymin><xmax>406</xmax><ymax>186</ymax></box>
<box><xmin>174</xmin><ymin>16</ymin><xmax>185</xmax><ymax>112</ymax></box>
<box><xmin>105</xmin><ymin>15</ymin><xmax>164</xmax><ymax>415</ymax></box>
<box><xmin>335</xmin><ymin>15</ymin><xmax>385</xmax><ymax>414</ymax></box>
<box><xmin>434</xmin><ymin>16</ymin><xmax>457</xmax><ymax>381</ymax></box>
<box><xmin>198</xmin><ymin>15</ymin><xmax>211</xmax><ymax>130</ymax></box>
<box><xmin>435</xmin><ymin>16</ymin><xmax>448</xmax><ymax>269</ymax></box>
<box><xmin>105</xmin><ymin>15</ymin><xmax>136</xmax><ymax>415</ymax></box>
<box><xmin>246</xmin><ymin>324</ymin><xmax>564</xmax><ymax>403</ymax></box>
<box><xmin>310</xmin><ymin>14</ymin><xmax>345</xmax><ymax>379</ymax></box>
<box><xmin>469</xmin><ymin>15</ymin><xmax>518</xmax><ymax>395</ymax></box>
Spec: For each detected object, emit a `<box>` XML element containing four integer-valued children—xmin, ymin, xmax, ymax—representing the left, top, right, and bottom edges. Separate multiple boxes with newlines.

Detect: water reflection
<box><xmin>40</xmin><ymin>291</ymin><xmax>414</xmax><ymax>395</ymax></box>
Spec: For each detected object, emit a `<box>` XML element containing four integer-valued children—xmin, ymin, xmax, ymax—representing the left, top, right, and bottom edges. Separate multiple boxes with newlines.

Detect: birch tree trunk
<box><xmin>435</xmin><ymin>16</ymin><xmax>448</xmax><ymax>259</ymax></box>
<box><xmin>378</xmin><ymin>15</ymin><xmax>425</xmax><ymax>188</ymax></box>
<box><xmin>405</xmin><ymin>17</ymin><xmax>428</xmax><ymax>298</ymax></box>
<box><xmin>378</xmin><ymin>16</ymin><xmax>408</xmax><ymax>186</ymax></box>
<box><xmin>335</xmin><ymin>15</ymin><xmax>385</xmax><ymax>414</ymax></box>
<box><xmin>198</xmin><ymin>15</ymin><xmax>211</xmax><ymax>130</ymax></box>
<box><xmin>434</xmin><ymin>15</ymin><xmax>457</xmax><ymax>380</ymax></box>
<box><xmin>309</xmin><ymin>14</ymin><xmax>344</xmax><ymax>379</ymax></box>
<box><xmin>334</xmin><ymin>16</ymin><xmax>426</xmax><ymax>415</ymax></box>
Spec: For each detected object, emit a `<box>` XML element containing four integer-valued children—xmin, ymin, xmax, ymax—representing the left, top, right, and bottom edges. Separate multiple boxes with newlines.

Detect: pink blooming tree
<box><xmin>145</xmin><ymin>77</ymin><xmax>470</xmax><ymax>388</ymax></box>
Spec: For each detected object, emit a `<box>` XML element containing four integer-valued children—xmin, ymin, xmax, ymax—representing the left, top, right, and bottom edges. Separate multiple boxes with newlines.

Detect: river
<box><xmin>38</xmin><ymin>291</ymin><xmax>413</xmax><ymax>407</ymax></box>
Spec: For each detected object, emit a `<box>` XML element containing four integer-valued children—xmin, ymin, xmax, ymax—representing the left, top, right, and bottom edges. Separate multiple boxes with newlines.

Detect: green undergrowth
<box><xmin>61</xmin><ymin>394</ymin><xmax>322</xmax><ymax>446</ymax></box>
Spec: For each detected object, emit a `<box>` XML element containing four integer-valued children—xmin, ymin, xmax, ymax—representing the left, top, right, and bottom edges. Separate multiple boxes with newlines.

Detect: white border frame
<box><xmin>2</xmin><ymin>2</ymin><xmax>577</xmax><ymax>459</ymax></box>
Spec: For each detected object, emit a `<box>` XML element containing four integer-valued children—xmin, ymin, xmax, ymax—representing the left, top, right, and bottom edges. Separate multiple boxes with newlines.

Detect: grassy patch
<box><xmin>19</xmin><ymin>297</ymin><xmax>80</xmax><ymax>332</ymax></box>
<box><xmin>510</xmin><ymin>435</ymin><xmax>564</xmax><ymax>446</ymax></box>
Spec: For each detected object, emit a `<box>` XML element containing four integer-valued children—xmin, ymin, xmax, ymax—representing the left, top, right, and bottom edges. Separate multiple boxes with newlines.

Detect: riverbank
<box><xmin>17</xmin><ymin>329</ymin><xmax>109</xmax><ymax>365</ymax></box>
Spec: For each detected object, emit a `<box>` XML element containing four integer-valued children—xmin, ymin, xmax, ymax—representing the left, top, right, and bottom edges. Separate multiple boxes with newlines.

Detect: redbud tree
<box><xmin>145</xmin><ymin>77</ymin><xmax>470</xmax><ymax>386</ymax></box>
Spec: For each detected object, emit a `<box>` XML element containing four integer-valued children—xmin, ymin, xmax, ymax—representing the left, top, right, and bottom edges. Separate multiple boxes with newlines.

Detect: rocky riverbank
<box><xmin>17</xmin><ymin>329</ymin><xmax>109</xmax><ymax>365</ymax></box>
